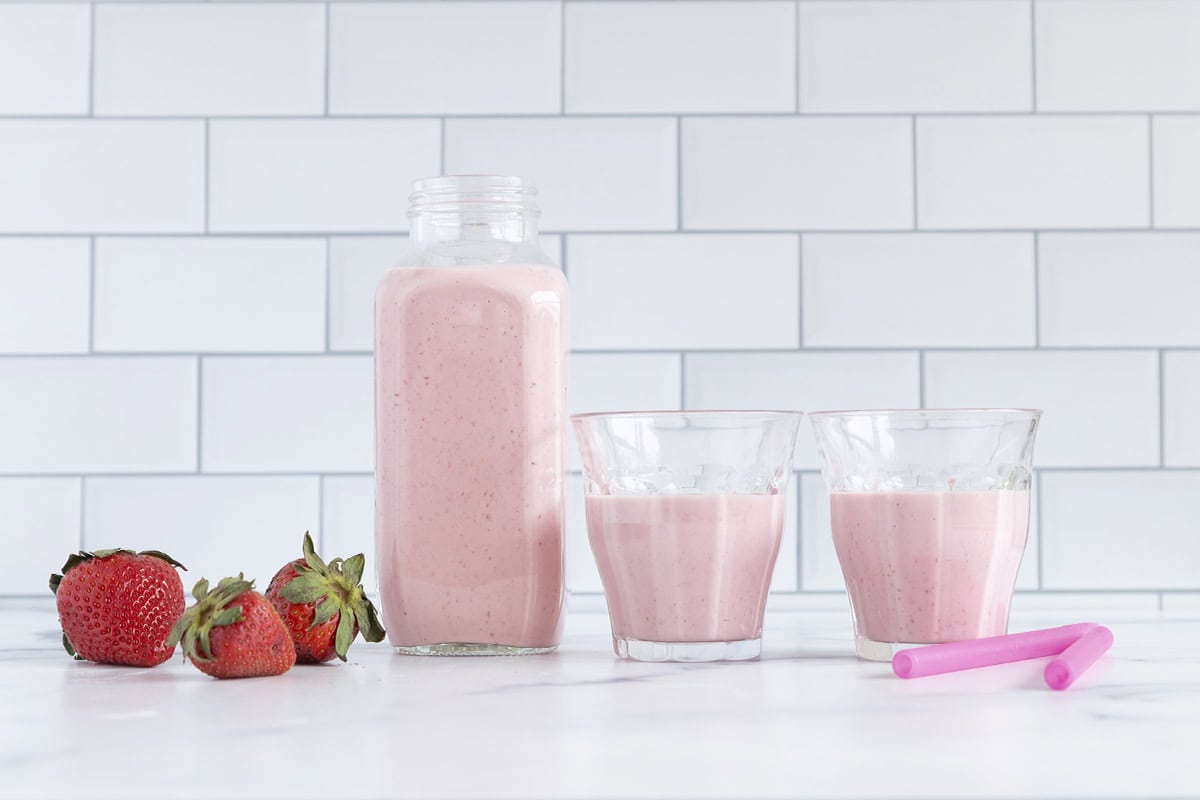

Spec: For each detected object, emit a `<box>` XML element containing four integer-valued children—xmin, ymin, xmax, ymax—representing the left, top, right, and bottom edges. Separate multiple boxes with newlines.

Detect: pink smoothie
<box><xmin>830</xmin><ymin>490</ymin><xmax>1030</xmax><ymax>645</ymax></box>
<box><xmin>585</xmin><ymin>493</ymin><xmax>786</xmax><ymax>644</ymax></box>
<box><xmin>375</xmin><ymin>264</ymin><xmax>566</xmax><ymax>651</ymax></box>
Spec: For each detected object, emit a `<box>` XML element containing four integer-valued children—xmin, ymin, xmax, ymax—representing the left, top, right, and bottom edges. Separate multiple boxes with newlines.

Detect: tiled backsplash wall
<box><xmin>2</xmin><ymin>0</ymin><xmax>1199</xmax><ymax>602</ymax></box>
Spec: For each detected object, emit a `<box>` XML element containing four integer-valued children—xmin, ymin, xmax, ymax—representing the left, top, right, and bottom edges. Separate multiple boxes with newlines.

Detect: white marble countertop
<box><xmin>2</xmin><ymin>597</ymin><xmax>1198</xmax><ymax>800</ymax></box>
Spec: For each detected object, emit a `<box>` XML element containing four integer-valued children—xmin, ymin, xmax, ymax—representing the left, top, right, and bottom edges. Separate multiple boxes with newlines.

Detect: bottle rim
<box><xmin>408</xmin><ymin>174</ymin><xmax>539</xmax><ymax>217</ymax></box>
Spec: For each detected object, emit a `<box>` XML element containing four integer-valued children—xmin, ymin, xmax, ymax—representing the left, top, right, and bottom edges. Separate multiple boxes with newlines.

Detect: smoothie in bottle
<box><xmin>375</xmin><ymin>176</ymin><xmax>566</xmax><ymax>655</ymax></box>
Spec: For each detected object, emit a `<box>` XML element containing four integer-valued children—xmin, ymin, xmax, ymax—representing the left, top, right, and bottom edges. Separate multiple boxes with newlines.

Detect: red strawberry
<box><xmin>167</xmin><ymin>575</ymin><xmax>296</xmax><ymax>679</ymax></box>
<box><xmin>49</xmin><ymin>548</ymin><xmax>186</xmax><ymax>667</ymax></box>
<box><xmin>265</xmin><ymin>532</ymin><xmax>385</xmax><ymax>663</ymax></box>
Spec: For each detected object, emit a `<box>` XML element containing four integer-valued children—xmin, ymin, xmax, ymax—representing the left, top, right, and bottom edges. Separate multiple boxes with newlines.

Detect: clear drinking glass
<box><xmin>572</xmin><ymin>411</ymin><xmax>803</xmax><ymax>662</ymax></box>
<box><xmin>809</xmin><ymin>409</ymin><xmax>1041</xmax><ymax>662</ymax></box>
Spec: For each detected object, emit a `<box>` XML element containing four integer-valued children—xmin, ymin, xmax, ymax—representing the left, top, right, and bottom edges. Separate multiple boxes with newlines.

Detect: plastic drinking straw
<box><xmin>892</xmin><ymin>622</ymin><xmax>1098</xmax><ymax>679</ymax></box>
<box><xmin>1043</xmin><ymin>625</ymin><xmax>1114</xmax><ymax>691</ymax></box>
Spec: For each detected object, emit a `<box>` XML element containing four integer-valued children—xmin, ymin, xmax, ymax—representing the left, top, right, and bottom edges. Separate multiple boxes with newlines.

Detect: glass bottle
<box><xmin>375</xmin><ymin>175</ymin><xmax>566</xmax><ymax>655</ymax></box>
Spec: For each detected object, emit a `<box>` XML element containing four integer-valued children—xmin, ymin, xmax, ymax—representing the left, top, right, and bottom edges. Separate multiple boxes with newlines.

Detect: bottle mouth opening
<box><xmin>408</xmin><ymin>174</ymin><xmax>539</xmax><ymax>217</ymax></box>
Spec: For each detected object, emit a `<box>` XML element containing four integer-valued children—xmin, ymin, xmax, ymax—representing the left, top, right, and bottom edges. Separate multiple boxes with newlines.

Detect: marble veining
<box><xmin>1</xmin><ymin>599</ymin><xmax>1197</xmax><ymax>800</ymax></box>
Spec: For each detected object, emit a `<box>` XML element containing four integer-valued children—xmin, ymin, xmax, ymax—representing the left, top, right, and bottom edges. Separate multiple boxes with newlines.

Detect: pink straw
<box><xmin>1044</xmin><ymin>625</ymin><xmax>1114</xmax><ymax>690</ymax></box>
<box><xmin>892</xmin><ymin>623</ymin><xmax>1098</xmax><ymax>679</ymax></box>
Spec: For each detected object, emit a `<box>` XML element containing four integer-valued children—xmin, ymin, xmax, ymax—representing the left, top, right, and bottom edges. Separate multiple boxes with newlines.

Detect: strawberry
<box><xmin>265</xmin><ymin>532</ymin><xmax>385</xmax><ymax>663</ymax></box>
<box><xmin>49</xmin><ymin>548</ymin><xmax>186</xmax><ymax>667</ymax></box>
<box><xmin>167</xmin><ymin>575</ymin><xmax>296</xmax><ymax>679</ymax></box>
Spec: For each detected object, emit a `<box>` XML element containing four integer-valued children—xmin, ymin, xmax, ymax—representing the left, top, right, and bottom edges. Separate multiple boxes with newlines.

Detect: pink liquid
<box><xmin>830</xmin><ymin>490</ymin><xmax>1030</xmax><ymax>644</ymax></box>
<box><xmin>585</xmin><ymin>494</ymin><xmax>786</xmax><ymax>644</ymax></box>
<box><xmin>375</xmin><ymin>264</ymin><xmax>566</xmax><ymax>651</ymax></box>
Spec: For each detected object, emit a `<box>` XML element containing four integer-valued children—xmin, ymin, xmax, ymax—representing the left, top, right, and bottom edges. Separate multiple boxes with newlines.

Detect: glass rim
<box><xmin>571</xmin><ymin>409</ymin><xmax>803</xmax><ymax>422</ymax></box>
<box><xmin>807</xmin><ymin>407</ymin><xmax>1041</xmax><ymax>419</ymax></box>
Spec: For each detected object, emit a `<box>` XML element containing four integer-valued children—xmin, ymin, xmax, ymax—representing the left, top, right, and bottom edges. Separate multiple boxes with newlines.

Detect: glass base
<box><xmin>614</xmin><ymin>636</ymin><xmax>761</xmax><ymax>662</ymax></box>
<box><xmin>855</xmin><ymin>637</ymin><xmax>926</xmax><ymax>662</ymax></box>
<box><xmin>394</xmin><ymin>643</ymin><xmax>558</xmax><ymax>657</ymax></box>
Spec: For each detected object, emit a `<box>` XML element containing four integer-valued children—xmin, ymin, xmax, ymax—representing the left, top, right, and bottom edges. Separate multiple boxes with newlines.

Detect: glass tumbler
<box><xmin>572</xmin><ymin>411</ymin><xmax>803</xmax><ymax>662</ymax></box>
<box><xmin>810</xmin><ymin>409</ymin><xmax>1041</xmax><ymax>662</ymax></box>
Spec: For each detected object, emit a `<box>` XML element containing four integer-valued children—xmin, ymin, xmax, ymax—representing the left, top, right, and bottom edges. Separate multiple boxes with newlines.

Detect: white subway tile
<box><xmin>0</xmin><ymin>239</ymin><xmax>90</xmax><ymax>354</ymax></box>
<box><xmin>209</xmin><ymin>120</ymin><xmax>440</xmax><ymax>233</ymax></box>
<box><xmin>566</xmin><ymin>473</ymin><xmax>604</xmax><ymax>594</ymax></box>
<box><xmin>84</xmin><ymin>476</ymin><xmax>320</xmax><ymax>592</ymax></box>
<box><xmin>330</xmin><ymin>2</ymin><xmax>559</xmax><ymax>114</ymax></box>
<box><xmin>1041</xmin><ymin>472</ymin><xmax>1200</xmax><ymax>590</ymax></box>
<box><xmin>1153</xmin><ymin>116</ymin><xmax>1200</xmax><ymax>228</ymax></box>
<box><xmin>570</xmin><ymin>234</ymin><xmax>800</xmax><ymax>350</ymax></box>
<box><xmin>685</xmin><ymin>352</ymin><xmax>920</xmax><ymax>469</ymax></box>
<box><xmin>799</xmin><ymin>473</ymin><xmax>842</xmax><ymax>592</ymax></box>
<box><xmin>1040</xmin><ymin>233</ymin><xmax>1200</xmax><ymax>346</ymax></box>
<box><xmin>329</xmin><ymin>237</ymin><xmax>403</xmax><ymax>353</ymax></box>
<box><xmin>924</xmin><ymin>351</ymin><xmax>1159</xmax><ymax>467</ymax></box>
<box><xmin>799</xmin><ymin>1</ymin><xmax>1031</xmax><ymax>113</ymax></box>
<box><xmin>803</xmin><ymin>233</ymin><xmax>1035</xmax><ymax>348</ymax></box>
<box><xmin>916</xmin><ymin>117</ymin><xmax>1149</xmax><ymax>229</ymax></box>
<box><xmin>800</xmin><ymin>472</ymin><xmax>1040</xmax><ymax>592</ymax></box>
<box><xmin>0</xmin><ymin>121</ymin><xmax>204</xmax><ymax>234</ymax></box>
<box><xmin>568</xmin><ymin>352</ymin><xmax>681</xmax><ymax>470</ymax></box>
<box><xmin>202</xmin><ymin>356</ymin><xmax>372</xmax><ymax>472</ymax></box>
<box><xmin>682</xmin><ymin>117</ymin><xmax>913</xmax><ymax>230</ymax></box>
<box><xmin>571</xmin><ymin>353</ymin><xmax>681</xmax><ymax>415</ymax></box>
<box><xmin>566</xmin><ymin>1</ymin><xmax>795</xmax><ymax>113</ymax></box>
<box><xmin>566</xmin><ymin>473</ymin><xmax>800</xmax><ymax>594</ymax></box>
<box><xmin>1163</xmin><ymin>352</ymin><xmax>1200</xmax><ymax>466</ymax></box>
<box><xmin>0</xmin><ymin>357</ymin><xmax>196</xmax><ymax>473</ymax></box>
<box><xmin>444</xmin><ymin>118</ymin><xmax>677</xmax><ymax>232</ymax></box>
<box><xmin>1037</xmin><ymin>1</ymin><xmax>1200</xmax><ymax>112</ymax></box>
<box><xmin>0</xmin><ymin>478</ymin><xmax>81</xmax><ymax>595</ymax></box>
<box><xmin>0</xmin><ymin>5</ymin><xmax>90</xmax><ymax>114</ymax></box>
<box><xmin>321</xmin><ymin>475</ymin><xmax>376</xmax><ymax>594</ymax></box>
<box><xmin>1163</xmin><ymin>593</ymin><xmax>1200</xmax><ymax>613</ymax></box>
<box><xmin>328</xmin><ymin>235</ymin><xmax>561</xmax><ymax>352</ymax></box>
<box><xmin>94</xmin><ymin>238</ymin><xmax>326</xmax><ymax>353</ymax></box>
<box><xmin>94</xmin><ymin>4</ymin><xmax>324</xmax><ymax>116</ymax></box>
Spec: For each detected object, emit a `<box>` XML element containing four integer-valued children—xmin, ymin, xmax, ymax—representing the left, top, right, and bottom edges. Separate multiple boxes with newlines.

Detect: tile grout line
<box><xmin>1033</xmin><ymin>232</ymin><xmax>1041</xmax><ymax>346</ymax></box>
<box><xmin>559</xmin><ymin>0</ymin><xmax>566</xmax><ymax>114</ymax></box>
<box><xmin>87</xmin><ymin>4</ymin><xmax>96</xmax><ymax>116</ymax></box>
<box><xmin>675</xmin><ymin>116</ymin><xmax>683</xmax><ymax>230</ymax></box>
<box><xmin>910</xmin><ymin>116</ymin><xmax>918</xmax><ymax>229</ymax></box>
<box><xmin>324</xmin><ymin>238</ymin><xmax>332</xmax><ymax>351</ymax></box>
<box><xmin>195</xmin><ymin>357</ymin><xmax>203</xmax><ymax>473</ymax></box>
<box><xmin>316</xmin><ymin>474</ymin><xmax>325</xmax><ymax>551</ymax></box>
<box><xmin>797</xmin><ymin>233</ymin><xmax>804</xmax><ymax>347</ymax></box>
<box><xmin>679</xmin><ymin>353</ymin><xmax>686</xmax><ymax>410</ymax></box>
<box><xmin>8</xmin><ymin>346</ymin><xmax>1200</xmax><ymax>359</ymax></box>
<box><xmin>6</xmin><ymin>228</ymin><xmax>1200</xmax><ymax>238</ymax></box>
<box><xmin>918</xmin><ymin>350</ymin><xmax>926</xmax><ymax>408</ymax></box>
<box><xmin>79</xmin><ymin>477</ymin><xmax>88</xmax><ymax>550</ymax></box>
<box><xmin>1159</xmin><ymin>349</ymin><xmax>1167</xmax><ymax>467</ymax></box>
<box><xmin>87</xmin><ymin>238</ymin><xmax>95</xmax><ymax>353</ymax></box>
<box><xmin>323</xmin><ymin>2</ymin><xmax>331</xmax><ymax>116</ymax></box>
<box><xmin>793</xmin><ymin>0</ymin><xmax>801</xmax><ymax>113</ymax></box>
<box><xmin>16</xmin><ymin>111</ymin><xmax>1200</xmax><ymax>121</ymax></box>
<box><xmin>1029</xmin><ymin>0</ymin><xmax>1038</xmax><ymax>111</ymax></box>
<box><xmin>1148</xmin><ymin>114</ymin><xmax>1156</xmax><ymax>227</ymax></box>
<box><xmin>1036</xmin><ymin>470</ymin><xmax>1044</xmax><ymax>590</ymax></box>
<box><xmin>3</xmin><ymin>465</ymin><xmax>1196</xmax><ymax>480</ymax></box>
<box><xmin>203</xmin><ymin>120</ymin><xmax>210</xmax><ymax>233</ymax></box>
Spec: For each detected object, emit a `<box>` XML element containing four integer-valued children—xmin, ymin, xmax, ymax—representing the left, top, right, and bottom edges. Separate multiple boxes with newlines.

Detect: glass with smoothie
<box><xmin>809</xmin><ymin>409</ymin><xmax>1041</xmax><ymax>661</ymax></box>
<box><xmin>573</xmin><ymin>411</ymin><xmax>803</xmax><ymax>662</ymax></box>
<box><xmin>375</xmin><ymin>175</ymin><xmax>566</xmax><ymax>655</ymax></box>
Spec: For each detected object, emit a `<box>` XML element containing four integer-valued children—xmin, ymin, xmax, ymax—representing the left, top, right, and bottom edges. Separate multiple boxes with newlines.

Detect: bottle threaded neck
<box><xmin>408</xmin><ymin>175</ymin><xmax>539</xmax><ymax>218</ymax></box>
